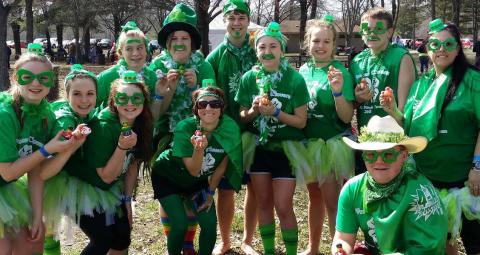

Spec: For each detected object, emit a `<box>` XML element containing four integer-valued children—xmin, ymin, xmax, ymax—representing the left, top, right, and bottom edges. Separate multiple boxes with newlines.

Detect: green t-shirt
<box><xmin>206</xmin><ymin>35</ymin><xmax>257</xmax><ymax>127</ymax></box>
<box><xmin>152</xmin><ymin>116</ymin><xmax>243</xmax><ymax>191</ymax></box>
<box><xmin>149</xmin><ymin>51</ymin><xmax>215</xmax><ymax>136</ymax></box>
<box><xmin>0</xmin><ymin>93</ymin><xmax>55</xmax><ymax>186</ymax></box>
<box><xmin>349</xmin><ymin>44</ymin><xmax>417</xmax><ymax>128</ymax></box>
<box><xmin>336</xmin><ymin>171</ymin><xmax>447</xmax><ymax>255</ymax></box>
<box><xmin>96</xmin><ymin>59</ymin><xmax>158</xmax><ymax>108</ymax></box>
<box><xmin>235</xmin><ymin>65</ymin><xmax>309</xmax><ymax>146</ymax></box>
<box><xmin>404</xmin><ymin>68</ymin><xmax>480</xmax><ymax>182</ymax></box>
<box><xmin>67</xmin><ymin>108</ymin><xmax>122</xmax><ymax>190</ymax></box>
<box><xmin>299</xmin><ymin>60</ymin><xmax>354</xmax><ymax>140</ymax></box>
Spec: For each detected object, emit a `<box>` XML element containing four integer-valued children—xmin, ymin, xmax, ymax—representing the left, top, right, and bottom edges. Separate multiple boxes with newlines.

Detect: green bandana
<box><xmin>404</xmin><ymin>68</ymin><xmax>451</xmax><ymax>141</ymax></box>
<box><xmin>223</xmin><ymin>0</ymin><xmax>250</xmax><ymax>16</ymax></box>
<box><xmin>224</xmin><ymin>33</ymin><xmax>257</xmax><ymax>73</ymax></box>
<box><xmin>363</xmin><ymin>161</ymin><xmax>415</xmax><ymax>213</ymax></box>
<box><xmin>255</xmin><ymin>22</ymin><xmax>286</xmax><ymax>52</ymax></box>
<box><xmin>27</xmin><ymin>43</ymin><xmax>44</xmax><ymax>56</ymax></box>
<box><xmin>428</xmin><ymin>18</ymin><xmax>448</xmax><ymax>34</ymax></box>
<box><xmin>17</xmin><ymin>69</ymin><xmax>55</xmax><ymax>88</ymax></box>
<box><xmin>253</xmin><ymin>57</ymin><xmax>290</xmax><ymax>144</ymax></box>
<box><xmin>64</xmin><ymin>64</ymin><xmax>96</xmax><ymax>88</ymax></box>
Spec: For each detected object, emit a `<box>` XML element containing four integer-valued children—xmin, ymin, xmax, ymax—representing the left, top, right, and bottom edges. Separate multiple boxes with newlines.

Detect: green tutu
<box><xmin>438</xmin><ymin>187</ymin><xmax>480</xmax><ymax>243</ymax></box>
<box><xmin>43</xmin><ymin>172</ymin><xmax>124</xmax><ymax>239</ymax></box>
<box><xmin>0</xmin><ymin>176</ymin><xmax>31</xmax><ymax>238</ymax></box>
<box><xmin>288</xmin><ymin>136</ymin><xmax>354</xmax><ymax>186</ymax></box>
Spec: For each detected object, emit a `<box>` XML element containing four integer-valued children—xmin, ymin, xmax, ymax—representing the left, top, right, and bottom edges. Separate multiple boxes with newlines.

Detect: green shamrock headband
<box><xmin>27</xmin><ymin>43</ymin><xmax>44</xmax><ymax>56</ymax></box>
<box><xmin>117</xmin><ymin>21</ymin><xmax>149</xmax><ymax>51</ymax></box>
<box><xmin>323</xmin><ymin>14</ymin><xmax>334</xmax><ymax>25</ymax></box>
<box><xmin>64</xmin><ymin>64</ymin><xmax>96</xmax><ymax>87</ymax></box>
<box><xmin>255</xmin><ymin>22</ymin><xmax>286</xmax><ymax>52</ymax></box>
<box><xmin>122</xmin><ymin>21</ymin><xmax>140</xmax><ymax>32</ymax></box>
<box><xmin>428</xmin><ymin>18</ymin><xmax>448</xmax><ymax>34</ymax></box>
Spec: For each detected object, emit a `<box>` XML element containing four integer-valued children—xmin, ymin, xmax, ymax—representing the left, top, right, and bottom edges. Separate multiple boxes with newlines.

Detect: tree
<box><xmin>274</xmin><ymin>0</ymin><xmax>280</xmax><ymax>22</ymax></box>
<box><xmin>299</xmin><ymin>0</ymin><xmax>307</xmax><ymax>54</ymax></box>
<box><xmin>452</xmin><ymin>0</ymin><xmax>461</xmax><ymax>25</ymax></box>
<box><xmin>340</xmin><ymin>0</ymin><xmax>367</xmax><ymax>47</ymax></box>
<box><xmin>309</xmin><ymin>0</ymin><xmax>318</xmax><ymax>19</ymax></box>
<box><xmin>193</xmin><ymin>0</ymin><xmax>222</xmax><ymax>56</ymax></box>
<box><xmin>431</xmin><ymin>0</ymin><xmax>436</xmax><ymax>18</ymax></box>
<box><xmin>25</xmin><ymin>0</ymin><xmax>33</xmax><ymax>43</ymax></box>
<box><xmin>1</xmin><ymin>1</ymin><xmax>14</xmax><ymax>90</ymax></box>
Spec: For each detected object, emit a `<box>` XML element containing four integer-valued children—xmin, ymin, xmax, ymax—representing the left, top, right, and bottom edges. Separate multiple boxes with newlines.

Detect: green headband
<box><xmin>121</xmin><ymin>70</ymin><xmax>142</xmax><ymax>84</ymax></box>
<box><xmin>428</xmin><ymin>18</ymin><xmax>448</xmax><ymax>35</ymax></box>
<box><xmin>197</xmin><ymin>91</ymin><xmax>220</xmax><ymax>101</ymax></box>
<box><xmin>64</xmin><ymin>64</ymin><xmax>96</xmax><ymax>88</ymax></box>
<box><xmin>117</xmin><ymin>21</ymin><xmax>149</xmax><ymax>52</ymax></box>
<box><xmin>358</xmin><ymin>126</ymin><xmax>407</xmax><ymax>143</ymax></box>
<box><xmin>223</xmin><ymin>0</ymin><xmax>250</xmax><ymax>16</ymax></box>
<box><xmin>27</xmin><ymin>43</ymin><xmax>44</xmax><ymax>56</ymax></box>
<box><xmin>255</xmin><ymin>22</ymin><xmax>286</xmax><ymax>52</ymax></box>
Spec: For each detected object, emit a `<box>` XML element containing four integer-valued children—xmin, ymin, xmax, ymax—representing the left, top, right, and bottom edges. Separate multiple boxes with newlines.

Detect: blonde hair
<box><xmin>116</xmin><ymin>29</ymin><xmax>148</xmax><ymax>57</ymax></box>
<box><xmin>303</xmin><ymin>19</ymin><xmax>337</xmax><ymax>57</ymax></box>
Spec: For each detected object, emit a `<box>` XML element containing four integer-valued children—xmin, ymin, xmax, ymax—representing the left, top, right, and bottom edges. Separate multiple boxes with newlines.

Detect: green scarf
<box><xmin>253</xmin><ymin>57</ymin><xmax>290</xmax><ymax>145</ymax></box>
<box><xmin>404</xmin><ymin>67</ymin><xmax>451</xmax><ymax>141</ymax></box>
<box><xmin>363</xmin><ymin>160</ymin><xmax>415</xmax><ymax>213</ymax></box>
<box><xmin>21</xmin><ymin>99</ymin><xmax>51</xmax><ymax>119</ymax></box>
<box><xmin>223</xmin><ymin>34</ymin><xmax>256</xmax><ymax>73</ymax></box>
<box><xmin>156</xmin><ymin>50</ymin><xmax>204</xmax><ymax>132</ymax></box>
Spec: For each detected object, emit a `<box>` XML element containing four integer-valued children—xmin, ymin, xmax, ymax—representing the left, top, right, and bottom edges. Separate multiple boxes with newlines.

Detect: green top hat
<box><xmin>122</xmin><ymin>70</ymin><xmax>142</xmax><ymax>84</ymax></box>
<box><xmin>428</xmin><ymin>18</ymin><xmax>447</xmax><ymax>34</ymax></box>
<box><xmin>27</xmin><ymin>43</ymin><xmax>43</xmax><ymax>56</ymax></box>
<box><xmin>255</xmin><ymin>22</ymin><xmax>286</xmax><ymax>52</ymax></box>
<box><xmin>223</xmin><ymin>0</ymin><xmax>250</xmax><ymax>16</ymax></box>
<box><xmin>323</xmin><ymin>14</ymin><xmax>335</xmax><ymax>25</ymax></box>
<box><xmin>202</xmin><ymin>79</ymin><xmax>216</xmax><ymax>87</ymax></box>
<box><xmin>158</xmin><ymin>3</ymin><xmax>201</xmax><ymax>50</ymax></box>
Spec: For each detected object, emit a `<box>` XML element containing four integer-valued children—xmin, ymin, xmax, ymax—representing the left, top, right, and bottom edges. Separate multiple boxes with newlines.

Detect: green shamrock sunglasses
<box><xmin>17</xmin><ymin>69</ymin><xmax>55</xmax><ymax>88</ymax></box>
<box><xmin>362</xmin><ymin>148</ymin><xmax>401</xmax><ymax>164</ymax></box>
<box><xmin>360</xmin><ymin>21</ymin><xmax>388</xmax><ymax>36</ymax></box>
<box><xmin>114</xmin><ymin>92</ymin><xmax>145</xmax><ymax>106</ymax></box>
<box><xmin>427</xmin><ymin>37</ymin><xmax>458</xmax><ymax>52</ymax></box>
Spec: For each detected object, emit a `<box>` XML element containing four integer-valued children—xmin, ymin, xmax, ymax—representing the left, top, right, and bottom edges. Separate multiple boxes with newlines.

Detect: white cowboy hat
<box><xmin>343</xmin><ymin>115</ymin><xmax>427</xmax><ymax>153</ymax></box>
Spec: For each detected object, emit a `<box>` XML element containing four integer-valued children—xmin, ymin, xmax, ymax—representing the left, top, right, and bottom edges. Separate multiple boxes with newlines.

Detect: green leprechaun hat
<box><xmin>223</xmin><ymin>0</ymin><xmax>250</xmax><ymax>16</ymax></box>
<box><xmin>255</xmin><ymin>22</ymin><xmax>286</xmax><ymax>52</ymax></box>
<box><xmin>159</xmin><ymin>3</ymin><xmax>201</xmax><ymax>50</ymax></box>
<box><xmin>428</xmin><ymin>18</ymin><xmax>448</xmax><ymax>34</ymax></box>
<box><xmin>27</xmin><ymin>43</ymin><xmax>44</xmax><ymax>56</ymax></box>
<box><xmin>122</xmin><ymin>70</ymin><xmax>142</xmax><ymax>84</ymax></box>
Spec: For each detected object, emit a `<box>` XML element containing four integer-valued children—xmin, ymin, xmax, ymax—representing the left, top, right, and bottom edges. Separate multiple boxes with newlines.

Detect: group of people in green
<box><xmin>0</xmin><ymin>0</ymin><xmax>479</xmax><ymax>254</ymax></box>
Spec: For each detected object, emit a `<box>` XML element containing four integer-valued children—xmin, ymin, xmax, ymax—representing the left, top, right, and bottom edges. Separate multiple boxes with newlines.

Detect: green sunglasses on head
<box><xmin>114</xmin><ymin>92</ymin><xmax>145</xmax><ymax>106</ymax></box>
<box><xmin>360</xmin><ymin>21</ymin><xmax>388</xmax><ymax>36</ymax></box>
<box><xmin>17</xmin><ymin>69</ymin><xmax>55</xmax><ymax>88</ymax></box>
<box><xmin>427</xmin><ymin>37</ymin><xmax>458</xmax><ymax>52</ymax></box>
<box><xmin>362</xmin><ymin>148</ymin><xmax>401</xmax><ymax>164</ymax></box>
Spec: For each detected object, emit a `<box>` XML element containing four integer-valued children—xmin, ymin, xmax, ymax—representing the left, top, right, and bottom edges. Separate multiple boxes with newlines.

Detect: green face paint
<box><xmin>114</xmin><ymin>92</ymin><xmax>145</xmax><ymax>106</ymax></box>
<box><xmin>173</xmin><ymin>45</ymin><xmax>186</xmax><ymax>51</ymax></box>
<box><xmin>360</xmin><ymin>21</ymin><xmax>388</xmax><ymax>36</ymax></box>
<box><xmin>17</xmin><ymin>69</ymin><xmax>55</xmax><ymax>88</ymax></box>
<box><xmin>362</xmin><ymin>148</ymin><xmax>401</xmax><ymax>164</ymax></box>
<box><xmin>126</xmin><ymin>38</ymin><xmax>143</xmax><ymax>44</ymax></box>
<box><xmin>262</xmin><ymin>53</ymin><xmax>275</xmax><ymax>60</ymax></box>
<box><xmin>427</xmin><ymin>37</ymin><xmax>458</xmax><ymax>52</ymax></box>
<box><xmin>233</xmin><ymin>31</ymin><xmax>241</xmax><ymax>38</ymax></box>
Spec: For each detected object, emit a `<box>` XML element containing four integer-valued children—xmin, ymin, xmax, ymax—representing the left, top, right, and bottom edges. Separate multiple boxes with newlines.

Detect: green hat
<box><xmin>255</xmin><ymin>22</ymin><xmax>286</xmax><ymax>52</ymax></box>
<box><xmin>27</xmin><ymin>43</ymin><xmax>43</xmax><ymax>56</ymax></box>
<box><xmin>64</xmin><ymin>64</ymin><xmax>97</xmax><ymax>88</ymax></box>
<box><xmin>202</xmin><ymin>79</ymin><xmax>216</xmax><ymax>87</ymax></box>
<box><xmin>223</xmin><ymin>0</ymin><xmax>250</xmax><ymax>16</ymax></box>
<box><xmin>323</xmin><ymin>14</ymin><xmax>335</xmax><ymax>25</ymax></box>
<box><xmin>159</xmin><ymin>3</ymin><xmax>201</xmax><ymax>50</ymax></box>
<box><xmin>121</xmin><ymin>21</ymin><xmax>140</xmax><ymax>32</ymax></box>
<box><xmin>122</xmin><ymin>70</ymin><xmax>142</xmax><ymax>84</ymax></box>
<box><xmin>428</xmin><ymin>18</ymin><xmax>448</xmax><ymax>34</ymax></box>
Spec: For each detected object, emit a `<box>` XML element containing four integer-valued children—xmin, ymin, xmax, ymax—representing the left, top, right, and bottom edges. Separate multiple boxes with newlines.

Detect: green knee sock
<box><xmin>43</xmin><ymin>235</ymin><xmax>61</xmax><ymax>255</ymax></box>
<box><xmin>281</xmin><ymin>228</ymin><xmax>298</xmax><ymax>255</ymax></box>
<box><xmin>259</xmin><ymin>223</ymin><xmax>275</xmax><ymax>255</ymax></box>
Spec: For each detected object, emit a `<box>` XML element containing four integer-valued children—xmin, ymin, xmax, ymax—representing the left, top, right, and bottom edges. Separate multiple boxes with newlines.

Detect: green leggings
<box><xmin>160</xmin><ymin>194</ymin><xmax>217</xmax><ymax>255</ymax></box>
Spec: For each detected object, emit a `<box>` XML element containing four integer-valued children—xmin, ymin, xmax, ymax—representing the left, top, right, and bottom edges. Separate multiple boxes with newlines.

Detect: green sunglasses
<box><xmin>362</xmin><ymin>148</ymin><xmax>401</xmax><ymax>164</ymax></box>
<box><xmin>17</xmin><ymin>69</ymin><xmax>55</xmax><ymax>88</ymax></box>
<box><xmin>427</xmin><ymin>37</ymin><xmax>458</xmax><ymax>52</ymax></box>
<box><xmin>360</xmin><ymin>21</ymin><xmax>388</xmax><ymax>36</ymax></box>
<box><xmin>114</xmin><ymin>92</ymin><xmax>145</xmax><ymax>106</ymax></box>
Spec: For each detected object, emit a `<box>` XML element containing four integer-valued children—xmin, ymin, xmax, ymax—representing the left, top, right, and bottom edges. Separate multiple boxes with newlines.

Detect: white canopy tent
<box><xmin>208</xmin><ymin>13</ymin><xmax>264</xmax><ymax>50</ymax></box>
